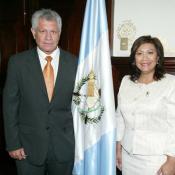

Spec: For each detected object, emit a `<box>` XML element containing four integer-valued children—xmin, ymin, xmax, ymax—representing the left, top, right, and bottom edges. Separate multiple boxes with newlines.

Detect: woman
<box><xmin>116</xmin><ymin>35</ymin><xmax>175</xmax><ymax>175</ymax></box>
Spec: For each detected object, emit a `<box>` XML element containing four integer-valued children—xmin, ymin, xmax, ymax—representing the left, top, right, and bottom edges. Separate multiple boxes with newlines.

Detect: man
<box><xmin>3</xmin><ymin>9</ymin><xmax>77</xmax><ymax>175</ymax></box>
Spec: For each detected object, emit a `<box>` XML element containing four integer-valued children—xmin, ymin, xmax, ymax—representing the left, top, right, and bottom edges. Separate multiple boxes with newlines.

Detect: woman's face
<box><xmin>135</xmin><ymin>43</ymin><xmax>158</xmax><ymax>75</ymax></box>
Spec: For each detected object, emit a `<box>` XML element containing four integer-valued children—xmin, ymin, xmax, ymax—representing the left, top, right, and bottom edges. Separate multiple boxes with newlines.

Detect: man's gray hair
<box><xmin>31</xmin><ymin>9</ymin><xmax>62</xmax><ymax>32</ymax></box>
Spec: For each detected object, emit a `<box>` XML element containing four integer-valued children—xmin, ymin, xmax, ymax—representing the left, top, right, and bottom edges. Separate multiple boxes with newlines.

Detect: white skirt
<box><xmin>122</xmin><ymin>148</ymin><xmax>166</xmax><ymax>175</ymax></box>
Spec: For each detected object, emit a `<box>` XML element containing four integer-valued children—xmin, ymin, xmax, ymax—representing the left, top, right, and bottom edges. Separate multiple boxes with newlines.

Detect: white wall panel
<box><xmin>112</xmin><ymin>0</ymin><xmax>175</xmax><ymax>57</ymax></box>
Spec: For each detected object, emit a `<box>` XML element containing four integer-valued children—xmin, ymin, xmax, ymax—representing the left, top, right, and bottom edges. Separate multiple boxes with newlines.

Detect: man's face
<box><xmin>31</xmin><ymin>18</ymin><xmax>60</xmax><ymax>54</ymax></box>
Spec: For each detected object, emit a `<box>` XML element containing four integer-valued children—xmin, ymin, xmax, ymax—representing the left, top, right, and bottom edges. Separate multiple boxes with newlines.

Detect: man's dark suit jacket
<box><xmin>3</xmin><ymin>48</ymin><xmax>77</xmax><ymax>165</ymax></box>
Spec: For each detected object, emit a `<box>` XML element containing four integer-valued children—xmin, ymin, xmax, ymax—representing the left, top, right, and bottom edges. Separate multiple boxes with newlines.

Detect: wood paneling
<box><xmin>60</xmin><ymin>0</ymin><xmax>86</xmax><ymax>55</ymax></box>
<box><xmin>0</xmin><ymin>0</ymin><xmax>27</xmax><ymax>148</ymax></box>
<box><xmin>112</xmin><ymin>57</ymin><xmax>130</xmax><ymax>107</ymax></box>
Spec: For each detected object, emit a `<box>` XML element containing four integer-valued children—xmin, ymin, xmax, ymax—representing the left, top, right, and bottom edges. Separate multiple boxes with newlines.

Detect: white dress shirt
<box><xmin>116</xmin><ymin>73</ymin><xmax>175</xmax><ymax>156</ymax></box>
<box><xmin>37</xmin><ymin>47</ymin><xmax>60</xmax><ymax>84</ymax></box>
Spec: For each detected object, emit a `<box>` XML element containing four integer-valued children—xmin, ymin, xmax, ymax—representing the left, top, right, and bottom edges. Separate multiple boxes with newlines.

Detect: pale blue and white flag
<box><xmin>72</xmin><ymin>0</ymin><xmax>116</xmax><ymax>175</ymax></box>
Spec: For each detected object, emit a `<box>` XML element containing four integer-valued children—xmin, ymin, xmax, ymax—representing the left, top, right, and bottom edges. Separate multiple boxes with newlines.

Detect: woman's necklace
<box><xmin>146</xmin><ymin>91</ymin><xmax>149</xmax><ymax>96</ymax></box>
<box><xmin>136</xmin><ymin>78</ymin><xmax>155</xmax><ymax>97</ymax></box>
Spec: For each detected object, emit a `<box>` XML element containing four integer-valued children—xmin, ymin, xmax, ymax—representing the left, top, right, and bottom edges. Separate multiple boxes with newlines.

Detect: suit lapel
<box><xmin>51</xmin><ymin>49</ymin><xmax>66</xmax><ymax>103</ymax></box>
<box><xmin>26</xmin><ymin>48</ymin><xmax>48</xmax><ymax>99</ymax></box>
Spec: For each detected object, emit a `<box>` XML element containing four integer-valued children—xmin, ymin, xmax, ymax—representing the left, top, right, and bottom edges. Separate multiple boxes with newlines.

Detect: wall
<box><xmin>112</xmin><ymin>0</ymin><xmax>175</xmax><ymax>57</ymax></box>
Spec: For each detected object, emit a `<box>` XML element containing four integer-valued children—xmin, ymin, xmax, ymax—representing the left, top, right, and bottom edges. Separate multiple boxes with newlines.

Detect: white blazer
<box><xmin>116</xmin><ymin>74</ymin><xmax>175</xmax><ymax>156</ymax></box>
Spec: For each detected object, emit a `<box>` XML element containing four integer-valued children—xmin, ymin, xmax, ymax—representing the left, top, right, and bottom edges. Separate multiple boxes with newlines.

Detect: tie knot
<box><xmin>45</xmin><ymin>56</ymin><xmax>52</xmax><ymax>62</ymax></box>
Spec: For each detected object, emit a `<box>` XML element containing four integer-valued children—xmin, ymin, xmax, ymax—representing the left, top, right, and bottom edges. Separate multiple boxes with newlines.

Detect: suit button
<box><xmin>46</xmin><ymin>127</ymin><xmax>50</xmax><ymax>130</ymax></box>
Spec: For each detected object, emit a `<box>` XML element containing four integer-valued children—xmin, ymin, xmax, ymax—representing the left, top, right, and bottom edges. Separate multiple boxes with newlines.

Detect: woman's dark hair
<box><xmin>129</xmin><ymin>35</ymin><xmax>165</xmax><ymax>82</ymax></box>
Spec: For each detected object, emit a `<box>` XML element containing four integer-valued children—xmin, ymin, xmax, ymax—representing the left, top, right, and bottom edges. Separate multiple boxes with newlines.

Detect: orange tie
<box><xmin>43</xmin><ymin>56</ymin><xmax>54</xmax><ymax>102</ymax></box>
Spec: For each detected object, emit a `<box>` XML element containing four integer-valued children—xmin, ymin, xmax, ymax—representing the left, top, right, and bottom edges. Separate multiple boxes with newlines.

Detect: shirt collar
<box><xmin>37</xmin><ymin>47</ymin><xmax>60</xmax><ymax>61</ymax></box>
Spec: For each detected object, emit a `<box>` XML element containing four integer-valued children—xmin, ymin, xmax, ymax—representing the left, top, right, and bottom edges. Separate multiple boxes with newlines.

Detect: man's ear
<box><xmin>31</xmin><ymin>28</ymin><xmax>36</xmax><ymax>39</ymax></box>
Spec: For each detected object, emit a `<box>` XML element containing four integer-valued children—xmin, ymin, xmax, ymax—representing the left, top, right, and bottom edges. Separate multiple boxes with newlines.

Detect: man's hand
<box><xmin>9</xmin><ymin>148</ymin><xmax>27</xmax><ymax>160</ymax></box>
<box><xmin>157</xmin><ymin>156</ymin><xmax>175</xmax><ymax>175</ymax></box>
<box><xmin>116</xmin><ymin>142</ymin><xmax>122</xmax><ymax>171</ymax></box>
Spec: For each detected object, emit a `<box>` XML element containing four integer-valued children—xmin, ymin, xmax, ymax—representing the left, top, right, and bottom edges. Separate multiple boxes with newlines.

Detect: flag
<box><xmin>72</xmin><ymin>0</ymin><xmax>116</xmax><ymax>175</ymax></box>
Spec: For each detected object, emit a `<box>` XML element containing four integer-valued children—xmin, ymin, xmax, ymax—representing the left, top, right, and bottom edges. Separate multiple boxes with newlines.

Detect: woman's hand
<box><xmin>157</xmin><ymin>156</ymin><xmax>175</xmax><ymax>175</ymax></box>
<box><xmin>116</xmin><ymin>141</ymin><xmax>122</xmax><ymax>171</ymax></box>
